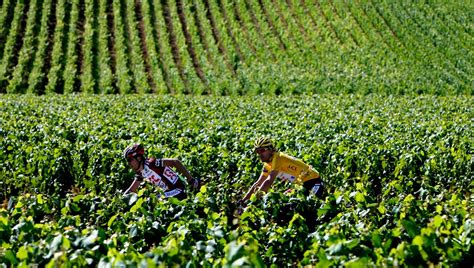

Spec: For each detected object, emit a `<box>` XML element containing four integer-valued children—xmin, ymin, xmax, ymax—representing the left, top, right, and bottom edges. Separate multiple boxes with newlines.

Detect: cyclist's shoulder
<box><xmin>276</xmin><ymin>152</ymin><xmax>303</xmax><ymax>163</ymax></box>
<box><xmin>146</xmin><ymin>157</ymin><xmax>165</xmax><ymax>168</ymax></box>
<box><xmin>274</xmin><ymin>151</ymin><xmax>291</xmax><ymax>161</ymax></box>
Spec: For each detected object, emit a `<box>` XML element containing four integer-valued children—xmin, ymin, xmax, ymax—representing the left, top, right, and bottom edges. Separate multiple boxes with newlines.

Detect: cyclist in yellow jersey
<box><xmin>239</xmin><ymin>137</ymin><xmax>325</xmax><ymax>205</ymax></box>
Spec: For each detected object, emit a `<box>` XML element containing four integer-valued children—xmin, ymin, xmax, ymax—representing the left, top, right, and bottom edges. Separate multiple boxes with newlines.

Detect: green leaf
<box><xmin>73</xmin><ymin>194</ymin><xmax>85</xmax><ymax>202</ymax></box>
<box><xmin>82</xmin><ymin>230</ymin><xmax>98</xmax><ymax>247</ymax></box>
<box><xmin>412</xmin><ymin>235</ymin><xmax>424</xmax><ymax>247</ymax></box>
<box><xmin>345</xmin><ymin>239</ymin><xmax>360</xmax><ymax>250</ymax></box>
<box><xmin>371</xmin><ymin>232</ymin><xmax>382</xmax><ymax>248</ymax></box>
<box><xmin>227</xmin><ymin>241</ymin><xmax>245</xmax><ymax>262</ymax></box>
<box><xmin>378</xmin><ymin>203</ymin><xmax>386</xmax><ymax>214</ymax></box>
<box><xmin>130</xmin><ymin>198</ymin><xmax>143</xmax><ymax>213</ymax></box>
<box><xmin>316</xmin><ymin>259</ymin><xmax>332</xmax><ymax>268</ymax></box>
<box><xmin>129</xmin><ymin>224</ymin><xmax>138</xmax><ymax>238</ymax></box>
<box><xmin>327</xmin><ymin>243</ymin><xmax>343</xmax><ymax>255</ymax></box>
<box><xmin>108</xmin><ymin>214</ymin><xmax>118</xmax><ymax>227</ymax></box>
<box><xmin>15</xmin><ymin>201</ymin><xmax>24</xmax><ymax>209</ymax></box>
<box><xmin>230</xmin><ymin>257</ymin><xmax>249</xmax><ymax>267</ymax></box>
<box><xmin>37</xmin><ymin>194</ymin><xmax>44</xmax><ymax>204</ymax></box>
<box><xmin>0</xmin><ymin>215</ymin><xmax>8</xmax><ymax>226</ymax></box>
<box><xmin>344</xmin><ymin>257</ymin><xmax>369</xmax><ymax>268</ymax></box>
<box><xmin>50</xmin><ymin>235</ymin><xmax>62</xmax><ymax>251</ymax></box>
<box><xmin>401</xmin><ymin>220</ymin><xmax>419</xmax><ymax>238</ymax></box>
<box><xmin>61</xmin><ymin>206</ymin><xmax>68</xmax><ymax>215</ymax></box>
<box><xmin>165</xmin><ymin>238</ymin><xmax>179</xmax><ymax>256</ymax></box>
<box><xmin>128</xmin><ymin>193</ymin><xmax>138</xmax><ymax>206</ymax></box>
<box><xmin>16</xmin><ymin>246</ymin><xmax>28</xmax><ymax>260</ymax></box>
<box><xmin>433</xmin><ymin>215</ymin><xmax>443</xmax><ymax>228</ymax></box>
<box><xmin>168</xmin><ymin>197</ymin><xmax>182</xmax><ymax>205</ymax></box>
<box><xmin>355</xmin><ymin>192</ymin><xmax>366</xmax><ymax>203</ymax></box>
<box><xmin>63</xmin><ymin>236</ymin><xmax>71</xmax><ymax>250</ymax></box>
<box><xmin>4</xmin><ymin>250</ymin><xmax>18</xmax><ymax>264</ymax></box>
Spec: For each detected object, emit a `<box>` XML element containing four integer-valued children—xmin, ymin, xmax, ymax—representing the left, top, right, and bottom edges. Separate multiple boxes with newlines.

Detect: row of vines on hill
<box><xmin>0</xmin><ymin>1</ymin><xmax>472</xmax><ymax>94</ymax></box>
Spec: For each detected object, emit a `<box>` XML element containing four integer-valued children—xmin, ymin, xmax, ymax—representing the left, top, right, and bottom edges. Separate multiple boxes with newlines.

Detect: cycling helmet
<box><xmin>254</xmin><ymin>137</ymin><xmax>275</xmax><ymax>150</ymax></box>
<box><xmin>123</xmin><ymin>144</ymin><xmax>145</xmax><ymax>159</ymax></box>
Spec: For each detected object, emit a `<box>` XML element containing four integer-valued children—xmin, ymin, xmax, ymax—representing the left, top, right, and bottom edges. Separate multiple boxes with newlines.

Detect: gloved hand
<box><xmin>190</xmin><ymin>178</ymin><xmax>200</xmax><ymax>189</ymax></box>
<box><xmin>236</xmin><ymin>199</ymin><xmax>247</xmax><ymax>215</ymax></box>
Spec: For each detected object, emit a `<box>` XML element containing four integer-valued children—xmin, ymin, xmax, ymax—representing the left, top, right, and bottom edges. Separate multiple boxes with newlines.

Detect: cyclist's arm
<box><xmin>124</xmin><ymin>177</ymin><xmax>141</xmax><ymax>195</ymax></box>
<box><xmin>257</xmin><ymin>170</ymin><xmax>279</xmax><ymax>193</ymax></box>
<box><xmin>162</xmin><ymin>158</ymin><xmax>194</xmax><ymax>183</ymax></box>
<box><xmin>241</xmin><ymin>172</ymin><xmax>269</xmax><ymax>202</ymax></box>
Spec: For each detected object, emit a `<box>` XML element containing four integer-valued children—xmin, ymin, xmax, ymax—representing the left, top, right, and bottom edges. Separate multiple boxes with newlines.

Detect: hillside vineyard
<box><xmin>0</xmin><ymin>1</ymin><xmax>472</xmax><ymax>94</ymax></box>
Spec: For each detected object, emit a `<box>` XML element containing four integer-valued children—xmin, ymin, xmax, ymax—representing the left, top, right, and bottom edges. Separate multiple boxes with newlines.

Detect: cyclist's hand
<box><xmin>190</xmin><ymin>178</ymin><xmax>200</xmax><ymax>189</ymax></box>
<box><xmin>236</xmin><ymin>202</ymin><xmax>244</xmax><ymax>215</ymax></box>
<box><xmin>236</xmin><ymin>199</ymin><xmax>247</xmax><ymax>215</ymax></box>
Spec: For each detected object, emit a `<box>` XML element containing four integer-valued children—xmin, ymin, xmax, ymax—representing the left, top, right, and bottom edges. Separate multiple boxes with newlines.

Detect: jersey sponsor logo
<box><xmin>277</xmin><ymin>171</ymin><xmax>296</xmax><ymax>182</ymax></box>
<box><xmin>163</xmin><ymin>166</ymin><xmax>179</xmax><ymax>184</ymax></box>
<box><xmin>164</xmin><ymin>188</ymin><xmax>183</xmax><ymax>198</ymax></box>
<box><xmin>311</xmin><ymin>184</ymin><xmax>321</xmax><ymax>194</ymax></box>
<box><xmin>155</xmin><ymin>159</ymin><xmax>163</xmax><ymax>167</ymax></box>
<box><xmin>287</xmin><ymin>165</ymin><xmax>298</xmax><ymax>171</ymax></box>
<box><xmin>142</xmin><ymin>166</ymin><xmax>168</xmax><ymax>190</ymax></box>
<box><xmin>142</xmin><ymin>165</ymin><xmax>155</xmax><ymax>177</ymax></box>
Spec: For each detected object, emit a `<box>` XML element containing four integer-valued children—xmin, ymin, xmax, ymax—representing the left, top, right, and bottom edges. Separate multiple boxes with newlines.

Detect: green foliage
<box><xmin>0</xmin><ymin>95</ymin><xmax>472</xmax><ymax>266</ymax></box>
<box><xmin>0</xmin><ymin>1</ymin><xmax>471</xmax><ymax>95</ymax></box>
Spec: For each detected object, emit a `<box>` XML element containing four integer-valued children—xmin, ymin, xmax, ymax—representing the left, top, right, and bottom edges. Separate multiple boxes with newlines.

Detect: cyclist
<box><xmin>239</xmin><ymin>137</ymin><xmax>324</xmax><ymax>206</ymax></box>
<box><xmin>123</xmin><ymin>144</ymin><xmax>199</xmax><ymax>200</ymax></box>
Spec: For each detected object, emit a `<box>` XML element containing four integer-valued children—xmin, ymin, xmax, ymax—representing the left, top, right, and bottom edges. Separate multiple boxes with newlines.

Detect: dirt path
<box><xmin>135</xmin><ymin>0</ymin><xmax>157</xmax><ymax>92</ymax></box>
<box><xmin>176</xmin><ymin>0</ymin><xmax>208</xmax><ymax>86</ymax></box>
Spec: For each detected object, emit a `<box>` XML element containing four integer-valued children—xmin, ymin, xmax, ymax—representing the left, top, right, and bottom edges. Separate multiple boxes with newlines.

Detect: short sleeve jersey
<box><xmin>262</xmin><ymin>152</ymin><xmax>319</xmax><ymax>184</ymax></box>
<box><xmin>135</xmin><ymin>158</ymin><xmax>185</xmax><ymax>193</ymax></box>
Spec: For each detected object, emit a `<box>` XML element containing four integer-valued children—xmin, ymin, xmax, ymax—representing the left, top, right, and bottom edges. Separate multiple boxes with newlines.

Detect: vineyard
<box><xmin>1</xmin><ymin>95</ymin><xmax>472</xmax><ymax>266</ymax></box>
<box><xmin>0</xmin><ymin>0</ymin><xmax>472</xmax><ymax>94</ymax></box>
<box><xmin>1</xmin><ymin>0</ymin><xmax>473</xmax><ymax>267</ymax></box>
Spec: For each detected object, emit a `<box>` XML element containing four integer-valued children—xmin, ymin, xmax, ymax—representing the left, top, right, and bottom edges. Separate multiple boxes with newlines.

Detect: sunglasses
<box><xmin>255</xmin><ymin>148</ymin><xmax>267</xmax><ymax>154</ymax></box>
<box><xmin>126</xmin><ymin>157</ymin><xmax>134</xmax><ymax>163</ymax></box>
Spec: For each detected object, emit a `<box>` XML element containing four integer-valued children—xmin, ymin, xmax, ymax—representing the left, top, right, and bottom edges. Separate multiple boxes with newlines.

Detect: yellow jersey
<box><xmin>262</xmin><ymin>152</ymin><xmax>320</xmax><ymax>184</ymax></box>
